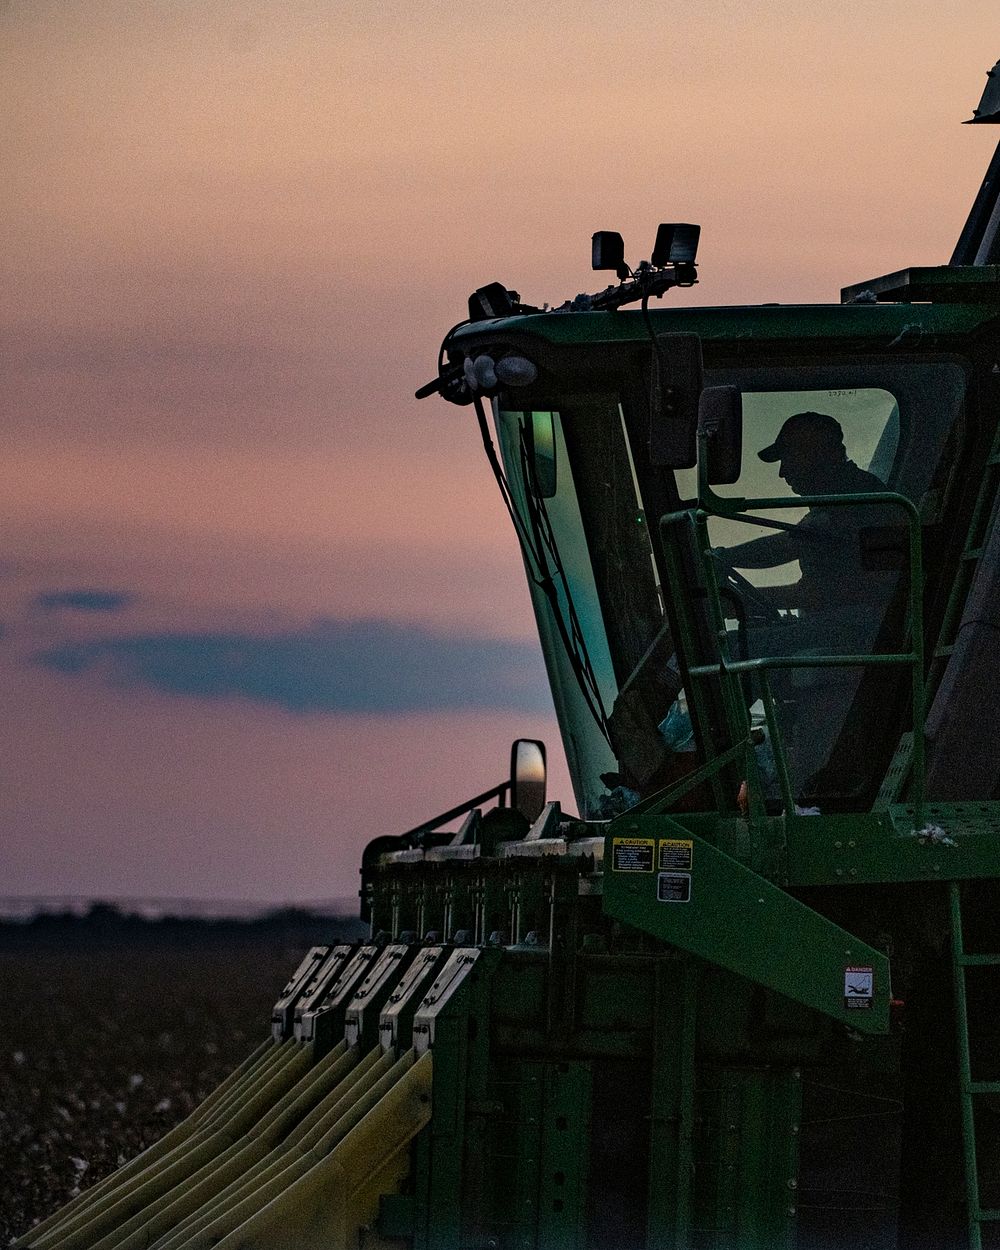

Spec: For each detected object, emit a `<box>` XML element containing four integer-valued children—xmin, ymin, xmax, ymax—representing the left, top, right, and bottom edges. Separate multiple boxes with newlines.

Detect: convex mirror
<box><xmin>510</xmin><ymin>739</ymin><xmax>546</xmax><ymax>823</ymax></box>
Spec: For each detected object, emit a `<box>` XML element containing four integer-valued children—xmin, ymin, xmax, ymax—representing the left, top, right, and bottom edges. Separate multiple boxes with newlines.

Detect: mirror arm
<box><xmin>401</xmin><ymin>782</ymin><xmax>510</xmax><ymax>841</ymax></box>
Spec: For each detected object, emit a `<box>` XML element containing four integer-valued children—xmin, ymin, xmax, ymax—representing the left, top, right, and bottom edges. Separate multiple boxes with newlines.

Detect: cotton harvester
<box><xmin>23</xmin><ymin>59</ymin><xmax>1000</xmax><ymax>1250</ymax></box>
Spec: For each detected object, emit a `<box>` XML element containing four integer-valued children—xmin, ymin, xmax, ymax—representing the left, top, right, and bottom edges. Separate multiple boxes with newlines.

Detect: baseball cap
<box><xmin>758</xmin><ymin>411</ymin><xmax>845</xmax><ymax>463</ymax></box>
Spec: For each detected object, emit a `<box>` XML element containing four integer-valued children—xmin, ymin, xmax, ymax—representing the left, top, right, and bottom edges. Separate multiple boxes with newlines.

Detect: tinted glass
<box><xmin>676</xmin><ymin>362</ymin><xmax>965</xmax><ymax>804</ymax></box>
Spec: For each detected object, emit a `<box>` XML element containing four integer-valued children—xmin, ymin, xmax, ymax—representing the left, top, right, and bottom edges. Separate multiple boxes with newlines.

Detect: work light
<box><xmin>651</xmin><ymin>222</ymin><xmax>701</xmax><ymax>267</ymax></box>
<box><xmin>591</xmin><ymin>231</ymin><xmax>629</xmax><ymax>278</ymax></box>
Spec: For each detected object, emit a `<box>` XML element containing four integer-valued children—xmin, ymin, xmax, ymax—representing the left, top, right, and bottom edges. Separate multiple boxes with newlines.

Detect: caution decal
<box><xmin>659</xmin><ymin>838</ymin><xmax>693</xmax><ymax>872</ymax></box>
<box><xmin>612</xmin><ymin>837</ymin><xmax>655</xmax><ymax>872</ymax></box>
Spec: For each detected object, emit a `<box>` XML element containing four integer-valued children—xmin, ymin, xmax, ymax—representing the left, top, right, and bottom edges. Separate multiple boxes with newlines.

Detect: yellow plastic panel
<box><xmin>20</xmin><ymin>1038</ymin><xmax>277</xmax><ymax>1248</ymax></box>
<box><xmin>41</xmin><ymin>1043</ymin><xmax>314</xmax><ymax>1250</ymax></box>
<box><xmin>209</xmin><ymin>1051</ymin><xmax>432</xmax><ymax>1250</ymax></box>
<box><xmin>156</xmin><ymin>1049</ymin><xmax>389</xmax><ymax>1250</ymax></box>
<box><xmin>89</xmin><ymin>1044</ymin><xmax>354</xmax><ymax>1250</ymax></box>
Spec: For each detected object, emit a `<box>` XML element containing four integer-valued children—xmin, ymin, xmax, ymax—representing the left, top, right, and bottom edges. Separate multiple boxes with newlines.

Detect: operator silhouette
<box><xmin>716</xmin><ymin>411</ymin><xmax>898</xmax><ymax>800</ymax></box>
<box><xmin>721</xmin><ymin>411</ymin><xmax>887</xmax><ymax>610</ymax></box>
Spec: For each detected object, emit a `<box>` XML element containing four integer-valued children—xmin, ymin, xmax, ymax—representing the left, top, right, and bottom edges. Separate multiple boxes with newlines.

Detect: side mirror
<box><xmin>698</xmin><ymin>386</ymin><xmax>743</xmax><ymax>485</ymax></box>
<box><xmin>510</xmin><ymin>739</ymin><xmax>546</xmax><ymax>824</ymax></box>
<box><xmin>648</xmin><ymin>333</ymin><xmax>704</xmax><ymax>469</ymax></box>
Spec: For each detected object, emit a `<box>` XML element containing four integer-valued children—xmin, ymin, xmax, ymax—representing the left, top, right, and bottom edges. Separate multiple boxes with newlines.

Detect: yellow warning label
<box><xmin>659</xmin><ymin>838</ymin><xmax>693</xmax><ymax>872</ymax></box>
<box><xmin>612</xmin><ymin>837</ymin><xmax>655</xmax><ymax>872</ymax></box>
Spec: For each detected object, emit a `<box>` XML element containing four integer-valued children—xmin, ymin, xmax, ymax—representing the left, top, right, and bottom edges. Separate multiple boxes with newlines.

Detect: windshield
<box><xmin>674</xmin><ymin>360</ymin><xmax>966</xmax><ymax>807</ymax></box>
<box><xmin>495</xmin><ymin>400</ymin><xmax>666</xmax><ymax>818</ymax></box>
<box><xmin>495</xmin><ymin>357</ymin><xmax>965</xmax><ymax>817</ymax></box>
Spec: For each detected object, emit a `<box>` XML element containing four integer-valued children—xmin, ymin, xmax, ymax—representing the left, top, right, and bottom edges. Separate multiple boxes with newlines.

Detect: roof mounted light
<box><xmin>494</xmin><ymin>355</ymin><xmax>538</xmax><ymax>387</ymax></box>
<box><xmin>416</xmin><ymin>221</ymin><xmax>703</xmax><ymax>404</ymax></box>
<box><xmin>592</xmin><ymin>231</ymin><xmax>630</xmax><ymax>280</ymax></box>
<box><xmin>651</xmin><ymin>222</ymin><xmax>701</xmax><ymax>266</ymax></box>
<box><xmin>463</xmin><ymin>355</ymin><xmax>497</xmax><ymax>391</ymax></box>
<box><xmin>468</xmin><ymin>282</ymin><xmax>517</xmax><ymax>322</ymax></box>
<box><xmin>461</xmin><ymin>352</ymin><xmax>538</xmax><ymax>396</ymax></box>
<box><xmin>558</xmin><ymin>221</ymin><xmax>702</xmax><ymax>313</ymax></box>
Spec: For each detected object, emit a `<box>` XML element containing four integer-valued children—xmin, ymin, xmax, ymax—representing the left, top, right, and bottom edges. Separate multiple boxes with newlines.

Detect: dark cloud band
<box><xmin>35</xmin><ymin>590</ymin><xmax>134</xmax><ymax>613</ymax></box>
<box><xmin>33</xmin><ymin>618</ymin><xmax>550</xmax><ymax>715</ymax></box>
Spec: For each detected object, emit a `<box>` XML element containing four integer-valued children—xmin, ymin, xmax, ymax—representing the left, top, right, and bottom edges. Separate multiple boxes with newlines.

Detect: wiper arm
<box><xmin>517</xmin><ymin>425</ymin><xmax>612</xmax><ymax>743</ymax></box>
<box><xmin>470</xmin><ymin>395</ymin><xmax>611</xmax><ymax>745</ymax></box>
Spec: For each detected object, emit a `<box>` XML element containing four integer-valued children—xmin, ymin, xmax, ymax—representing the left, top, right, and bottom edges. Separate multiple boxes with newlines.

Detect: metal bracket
<box><xmin>603</xmin><ymin>814</ymin><xmax>890</xmax><ymax>1034</ymax></box>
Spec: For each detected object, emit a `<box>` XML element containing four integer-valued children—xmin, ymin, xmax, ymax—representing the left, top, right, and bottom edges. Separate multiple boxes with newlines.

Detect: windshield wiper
<box><xmin>471</xmin><ymin>396</ymin><xmax>612</xmax><ymax>746</ymax></box>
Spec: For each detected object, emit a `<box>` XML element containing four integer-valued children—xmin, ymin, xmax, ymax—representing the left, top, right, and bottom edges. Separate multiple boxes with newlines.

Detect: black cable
<box><xmin>472</xmin><ymin>395</ymin><xmax>612</xmax><ymax>745</ymax></box>
<box><xmin>517</xmin><ymin>430</ymin><xmax>612</xmax><ymax>741</ymax></box>
<box><xmin>472</xmin><ymin>396</ymin><xmax>546</xmax><ymax>571</ymax></box>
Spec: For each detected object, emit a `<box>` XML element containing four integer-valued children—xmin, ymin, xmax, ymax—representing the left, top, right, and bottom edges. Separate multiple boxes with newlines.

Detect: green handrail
<box><xmin>654</xmin><ymin>431</ymin><xmax>927</xmax><ymax>830</ymax></box>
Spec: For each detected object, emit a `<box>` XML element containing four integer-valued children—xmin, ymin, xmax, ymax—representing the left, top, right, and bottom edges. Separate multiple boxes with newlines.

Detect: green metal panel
<box><xmin>690</xmin><ymin>1068</ymin><xmax>801</xmax><ymax>1250</ymax></box>
<box><xmin>645</xmin><ymin>962</ymin><xmax>697</xmax><ymax>1249</ymax></box>
<box><xmin>841</xmin><ymin>264</ymin><xmax>1000</xmax><ymax>303</ymax></box>
<box><xmin>488</xmin><ymin>1058</ymin><xmax>592</xmax><ymax>1250</ymax></box>
<box><xmin>739</xmin><ymin>1070</ymin><xmax>801</xmax><ymax>1250</ymax></box>
<box><xmin>536</xmin><ymin>1061</ymin><xmax>591</xmax><ymax>1250</ymax></box>
<box><xmin>449</xmin><ymin>297</ymin><xmax>999</xmax><ymax>351</ymax></box>
<box><xmin>602</xmin><ymin>814</ymin><xmax>890</xmax><ymax>1034</ymax></box>
<box><xmin>782</xmin><ymin>803</ymin><xmax>1000</xmax><ymax>887</ymax></box>
<box><xmin>412</xmin><ymin>949</ymin><xmax>497</xmax><ymax>1250</ymax></box>
<box><xmin>504</xmin><ymin>1062</ymin><xmax>545</xmax><ymax>1250</ymax></box>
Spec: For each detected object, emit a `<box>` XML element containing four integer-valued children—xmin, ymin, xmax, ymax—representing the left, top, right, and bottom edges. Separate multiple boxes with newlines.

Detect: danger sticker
<box><xmin>612</xmin><ymin>837</ymin><xmax>655</xmax><ymax>872</ymax></box>
<box><xmin>844</xmin><ymin>965</ymin><xmax>874</xmax><ymax>1010</ymax></box>
<box><xmin>659</xmin><ymin>838</ymin><xmax>693</xmax><ymax>872</ymax></box>
<box><xmin>657</xmin><ymin>872</ymin><xmax>691</xmax><ymax>903</ymax></box>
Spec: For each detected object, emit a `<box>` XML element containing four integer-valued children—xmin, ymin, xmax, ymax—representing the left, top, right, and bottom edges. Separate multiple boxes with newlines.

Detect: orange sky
<box><xmin>2</xmin><ymin>0</ymin><xmax>998</xmax><ymax>903</ymax></box>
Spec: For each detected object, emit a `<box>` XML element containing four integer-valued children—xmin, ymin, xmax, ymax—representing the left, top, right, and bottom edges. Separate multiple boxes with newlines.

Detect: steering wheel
<box><xmin>714</xmin><ymin>559</ymin><xmax>787</xmax><ymax>628</ymax></box>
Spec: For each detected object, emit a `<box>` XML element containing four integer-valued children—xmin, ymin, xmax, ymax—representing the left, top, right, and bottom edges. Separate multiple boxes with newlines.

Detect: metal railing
<box><xmin>649</xmin><ymin>430</ymin><xmax>927</xmax><ymax>830</ymax></box>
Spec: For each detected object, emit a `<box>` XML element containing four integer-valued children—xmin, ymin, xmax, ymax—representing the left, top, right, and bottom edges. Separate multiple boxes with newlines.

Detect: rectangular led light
<box><xmin>652</xmin><ymin>223</ymin><xmax>701</xmax><ymax>266</ymax></box>
<box><xmin>592</xmin><ymin>230</ymin><xmax>625</xmax><ymax>272</ymax></box>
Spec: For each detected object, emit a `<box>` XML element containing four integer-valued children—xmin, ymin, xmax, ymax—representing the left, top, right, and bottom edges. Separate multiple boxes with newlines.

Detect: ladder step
<box><xmin>977</xmin><ymin>1208</ymin><xmax>1000</xmax><ymax>1222</ymax></box>
<box><xmin>961</xmin><ymin>548</ymin><xmax>985</xmax><ymax>562</ymax></box>
<box><xmin>968</xmin><ymin>1081</ymin><xmax>1000</xmax><ymax>1095</ymax></box>
<box><xmin>960</xmin><ymin>954</ymin><xmax>1000</xmax><ymax>966</ymax></box>
<box><xmin>935</xmin><ymin>644</ymin><xmax>955</xmax><ymax>658</ymax></box>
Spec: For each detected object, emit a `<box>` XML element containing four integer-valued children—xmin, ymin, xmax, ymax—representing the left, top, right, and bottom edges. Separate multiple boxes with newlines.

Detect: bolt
<box><xmin>787</xmin><ymin>1178</ymin><xmax>798</xmax><ymax>1190</ymax></box>
<box><xmin>834</xmin><ymin>840</ymin><xmax>843</xmax><ymax>849</ymax></box>
<box><xmin>848</xmin><ymin>839</ymin><xmax>856</xmax><ymax>848</ymax></box>
<box><xmin>835</xmin><ymin>868</ymin><xmax>843</xmax><ymax>877</ymax></box>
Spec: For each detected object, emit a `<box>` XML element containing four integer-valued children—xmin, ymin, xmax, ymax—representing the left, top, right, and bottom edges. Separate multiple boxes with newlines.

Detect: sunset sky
<box><xmin>3</xmin><ymin>0</ymin><xmax>998</xmax><ymax>906</ymax></box>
